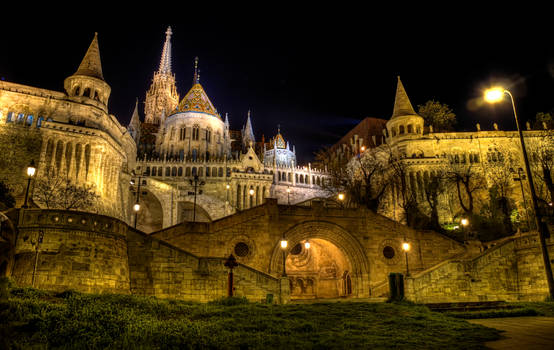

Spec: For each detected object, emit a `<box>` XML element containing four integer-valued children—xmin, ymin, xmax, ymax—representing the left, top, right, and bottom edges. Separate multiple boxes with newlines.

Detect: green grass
<box><xmin>0</xmin><ymin>285</ymin><xmax>501</xmax><ymax>349</ymax></box>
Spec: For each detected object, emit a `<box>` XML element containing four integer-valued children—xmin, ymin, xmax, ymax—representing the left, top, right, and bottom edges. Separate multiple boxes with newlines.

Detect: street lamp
<box><xmin>461</xmin><ymin>218</ymin><xmax>469</xmax><ymax>241</ymax></box>
<box><xmin>280</xmin><ymin>237</ymin><xmax>288</xmax><ymax>277</ymax></box>
<box><xmin>189</xmin><ymin>175</ymin><xmax>205</xmax><ymax>222</ymax></box>
<box><xmin>22</xmin><ymin>160</ymin><xmax>36</xmax><ymax>208</ymax></box>
<box><xmin>304</xmin><ymin>241</ymin><xmax>311</xmax><ymax>249</ymax></box>
<box><xmin>402</xmin><ymin>242</ymin><xmax>411</xmax><ymax>277</ymax></box>
<box><xmin>484</xmin><ymin>86</ymin><xmax>554</xmax><ymax>299</ymax></box>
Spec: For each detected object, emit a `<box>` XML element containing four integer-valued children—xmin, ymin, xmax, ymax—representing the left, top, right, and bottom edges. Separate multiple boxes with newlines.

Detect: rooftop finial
<box><xmin>193</xmin><ymin>56</ymin><xmax>200</xmax><ymax>85</ymax></box>
<box><xmin>278</xmin><ymin>124</ymin><xmax>281</xmax><ymax>134</ymax></box>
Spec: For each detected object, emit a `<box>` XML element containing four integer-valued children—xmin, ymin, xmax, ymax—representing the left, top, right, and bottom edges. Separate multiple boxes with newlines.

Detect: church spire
<box><xmin>242</xmin><ymin>110</ymin><xmax>255</xmax><ymax>151</ymax></box>
<box><xmin>128</xmin><ymin>98</ymin><xmax>141</xmax><ymax>142</ymax></box>
<box><xmin>75</xmin><ymin>32</ymin><xmax>104</xmax><ymax>80</ymax></box>
<box><xmin>391</xmin><ymin>76</ymin><xmax>417</xmax><ymax>119</ymax></box>
<box><xmin>158</xmin><ymin>26</ymin><xmax>173</xmax><ymax>75</ymax></box>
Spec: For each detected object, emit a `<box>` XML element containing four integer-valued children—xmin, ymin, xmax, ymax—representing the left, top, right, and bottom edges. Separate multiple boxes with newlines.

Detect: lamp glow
<box><xmin>461</xmin><ymin>218</ymin><xmax>469</xmax><ymax>226</ymax></box>
<box><xmin>360</xmin><ymin>146</ymin><xmax>366</xmax><ymax>152</ymax></box>
<box><xmin>484</xmin><ymin>87</ymin><xmax>505</xmax><ymax>103</ymax></box>
<box><xmin>304</xmin><ymin>241</ymin><xmax>310</xmax><ymax>249</ymax></box>
<box><xmin>280</xmin><ymin>240</ymin><xmax>288</xmax><ymax>249</ymax></box>
<box><xmin>26</xmin><ymin>160</ymin><xmax>36</xmax><ymax>177</ymax></box>
<box><xmin>249</xmin><ymin>188</ymin><xmax>255</xmax><ymax>196</ymax></box>
<box><xmin>402</xmin><ymin>242</ymin><xmax>411</xmax><ymax>252</ymax></box>
<box><xmin>338</xmin><ymin>193</ymin><xmax>345</xmax><ymax>201</ymax></box>
<box><xmin>286</xmin><ymin>188</ymin><xmax>291</xmax><ymax>193</ymax></box>
<box><xmin>133</xmin><ymin>203</ymin><xmax>140</xmax><ymax>212</ymax></box>
<box><xmin>226</xmin><ymin>184</ymin><xmax>230</xmax><ymax>189</ymax></box>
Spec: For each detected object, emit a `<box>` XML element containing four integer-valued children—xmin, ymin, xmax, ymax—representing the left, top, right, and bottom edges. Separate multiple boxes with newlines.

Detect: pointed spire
<box><xmin>129</xmin><ymin>98</ymin><xmax>140</xmax><ymax>126</ymax></box>
<box><xmin>158</xmin><ymin>26</ymin><xmax>173</xmax><ymax>75</ymax></box>
<box><xmin>75</xmin><ymin>32</ymin><xmax>104</xmax><ymax>80</ymax></box>
<box><xmin>391</xmin><ymin>76</ymin><xmax>417</xmax><ymax>119</ymax></box>
<box><xmin>224</xmin><ymin>112</ymin><xmax>230</xmax><ymax>126</ymax></box>
<box><xmin>193</xmin><ymin>56</ymin><xmax>200</xmax><ymax>85</ymax></box>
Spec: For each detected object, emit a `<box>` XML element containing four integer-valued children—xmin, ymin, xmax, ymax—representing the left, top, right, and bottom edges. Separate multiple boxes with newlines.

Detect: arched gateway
<box><xmin>269</xmin><ymin>221</ymin><xmax>370</xmax><ymax>299</ymax></box>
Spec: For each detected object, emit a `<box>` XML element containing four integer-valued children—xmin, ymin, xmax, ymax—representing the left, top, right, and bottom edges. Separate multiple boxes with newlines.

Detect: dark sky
<box><xmin>1</xmin><ymin>17</ymin><xmax>553</xmax><ymax>163</ymax></box>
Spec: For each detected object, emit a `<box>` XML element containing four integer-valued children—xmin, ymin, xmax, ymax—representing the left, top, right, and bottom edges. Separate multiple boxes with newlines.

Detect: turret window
<box><xmin>192</xmin><ymin>126</ymin><xmax>199</xmax><ymax>140</ymax></box>
<box><xmin>399</xmin><ymin>125</ymin><xmax>405</xmax><ymax>134</ymax></box>
<box><xmin>83</xmin><ymin>88</ymin><xmax>91</xmax><ymax>97</ymax></box>
<box><xmin>179</xmin><ymin>127</ymin><xmax>186</xmax><ymax>140</ymax></box>
<box><xmin>206</xmin><ymin>129</ymin><xmax>212</xmax><ymax>143</ymax></box>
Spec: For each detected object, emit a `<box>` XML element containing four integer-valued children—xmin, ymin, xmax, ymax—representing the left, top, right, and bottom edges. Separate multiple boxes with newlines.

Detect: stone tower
<box><xmin>144</xmin><ymin>26</ymin><xmax>179</xmax><ymax>125</ymax></box>
<box><xmin>63</xmin><ymin>33</ymin><xmax>111</xmax><ymax>113</ymax></box>
<box><xmin>385</xmin><ymin>77</ymin><xmax>425</xmax><ymax>141</ymax></box>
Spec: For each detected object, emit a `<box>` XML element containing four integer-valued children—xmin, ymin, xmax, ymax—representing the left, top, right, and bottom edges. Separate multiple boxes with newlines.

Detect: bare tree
<box><xmin>33</xmin><ymin>167</ymin><xmax>99</xmax><ymax>211</ymax></box>
<box><xmin>420</xmin><ymin>169</ymin><xmax>448</xmax><ymax>231</ymax></box>
<box><xmin>445</xmin><ymin>161</ymin><xmax>486</xmax><ymax>216</ymax></box>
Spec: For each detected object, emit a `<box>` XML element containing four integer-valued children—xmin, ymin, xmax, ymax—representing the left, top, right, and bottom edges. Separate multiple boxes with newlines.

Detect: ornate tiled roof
<box><xmin>271</xmin><ymin>132</ymin><xmax>286</xmax><ymax>149</ymax></box>
<box><xmin>177</xmin><ymin>83</ymin><xmax>220</xmax><ymax>119</ymax></box>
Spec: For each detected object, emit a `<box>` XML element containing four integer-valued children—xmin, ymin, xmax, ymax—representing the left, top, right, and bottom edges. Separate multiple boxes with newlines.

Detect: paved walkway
<box><xmin>468</xmin><ymin>317</ymin><xmax>554</xmax><ymax>349</ymax></box>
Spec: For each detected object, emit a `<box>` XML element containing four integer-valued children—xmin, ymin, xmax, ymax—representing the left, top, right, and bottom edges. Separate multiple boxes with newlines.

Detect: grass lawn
<box><xmin>0</xmin><ymin>285</ymin><xmax>501</xmax><ymax>349</ymax></box>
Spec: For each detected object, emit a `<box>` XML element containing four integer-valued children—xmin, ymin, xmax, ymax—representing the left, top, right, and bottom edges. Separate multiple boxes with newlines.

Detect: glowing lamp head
<box><xmin>280</xmin><ymin>240</ymin><xmax>288</xmax><ymax>249</ymax></box>
<box><xmin>26</xmin><ymin>160</ymin><xmax>36</xmax><ymax>177</ymax></box>
<box><xmin>484</xmin><ymin>87</ymin><xmax>505</xmax><ymax>103</ymax></box>
<box><xmin>360</xmin><ymin>146</ymin><xmax>366</xmax><ymax>152</ymax></box>
<box><xmin>461</xmin><ymin>218</ymin><xmax>469</xmax><ymax>226</ymax></box>
<box><xmin>402</xmin><ymin>242</ymin><xmax>411</xmax><ymax>252</ymax></box>
<box><xmin>133</xmin><ymin>203</ymin><xmax>140</xmax><ymax>212</ymax></box>
<box><xmin>304</xmin><ymin>241</ymin><xmax>310</xmax><ymax>249</ymax></box>
<box><xmin>226</xmin><ymin>184</ymin><xmax>230</xmax><ymax>190</ymax></box>
<box><xmin>286</xmin><ymin>188</ymin><xmax>291</xmax><ymax>193</ymax></box>
<box><xmin>249</xmin><ymin>188</ymin><xmax>255</xmax><ymax>196</ymax></box>
<box><xmin>338</xmin><ymin>193</ymin><xmax>345</xmax><ymax>201</ymax></box>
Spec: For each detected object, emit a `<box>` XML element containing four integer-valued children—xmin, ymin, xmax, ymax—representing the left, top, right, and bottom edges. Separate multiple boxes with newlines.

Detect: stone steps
<box><xmin>425</xmin><ymin>301</ymin><xmax>514</xmax><ymax>312</ymax></box>
<box><xmin>291</xmin><ymin>297</ymin><xmax>388</xmax><ymax>304</ymax></box>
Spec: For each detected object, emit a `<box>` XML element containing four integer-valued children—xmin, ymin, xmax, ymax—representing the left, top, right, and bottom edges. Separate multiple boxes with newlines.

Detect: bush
<box><xmin>208</xmin><ymin>296</ymin><xmax>249</xmax><ymax>306</ymax></box>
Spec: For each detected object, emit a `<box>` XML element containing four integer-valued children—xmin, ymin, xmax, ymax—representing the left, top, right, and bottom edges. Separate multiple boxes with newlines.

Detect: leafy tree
<box><xmin>417</xmin><ymin>100</ymin><xmax>457</xmax><ymax>132</ymax></box>
<box><xmin>0</xmin><ymin>181</ymin><xmax>15</xmax><ymax>209</ymax></box>
<box><xmin>33</xmin><ymin>167</ymin><xmax>98</xmax><ymax>211</ymax></box>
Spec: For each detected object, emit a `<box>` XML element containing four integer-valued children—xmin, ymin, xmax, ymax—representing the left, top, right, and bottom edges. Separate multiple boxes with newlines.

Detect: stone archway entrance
<box><xmin>135</xmin><ymin>189</ymin><xmax>163</xmax><ymax>233</ymax></box>
<box><xmin>286</xmin><ymin>238</ymin><xmax>353</xmax><ymax>299</ymax></box>
<box><xmin>269</xmin><ymin>221</ymin><xmax>370</xmax><ymax>299</ymax></box>
<box><xmin>178</xmin><ymin>201</ymin><xmax>211</xmax><ymax>223</ymax></box>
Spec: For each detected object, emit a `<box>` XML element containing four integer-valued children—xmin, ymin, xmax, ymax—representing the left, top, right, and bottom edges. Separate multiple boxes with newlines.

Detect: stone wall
<box><xmin>405</xmin><ymin>232</ymin><xmax>554</xmax><ymax>302</ymax></box>
<box><xmin>12</xmin><ymin>209</ymin><xmax>130</xmax><ymax>294</ymax></box>
<box><xmin>150</xmin><ymin>199</ymin><xmax>467</xmax><ymax>298</ymax></box>
<box><xmin>127</xmin><ymin>229</ymin><xmax>281</xmax><ymax>302</ymax></box>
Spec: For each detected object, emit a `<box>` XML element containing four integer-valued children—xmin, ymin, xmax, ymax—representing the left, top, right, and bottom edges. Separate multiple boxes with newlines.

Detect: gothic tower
<box><xmin>144</xmin><ymin>26</ymin><xmax>179</xmax><ymax>125</ymax></box>
<box><xmin>64</xmin><ymin>33</ymin><xmax>111</xmax><ymax>113</ymax></box>
<box><xmin>242</xmin><ymin>110</ymin><xmax>255</xmax><ymax>151</ymax></box>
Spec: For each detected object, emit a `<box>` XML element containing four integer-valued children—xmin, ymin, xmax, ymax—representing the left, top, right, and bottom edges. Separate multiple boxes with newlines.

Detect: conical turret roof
<box><xmin>391</xmin><ymin>76</ymin><xmax>417</xmax><ymax>119</ymax></box>
<box><xmin>74</xmin><ymin>33</ymin><xmax>104</xmax><ymax>80</ymax></box>
<box><xmin>129</xmin><ymin>98</ymin><xmax>141</xmax><ymax>127</ymax></box>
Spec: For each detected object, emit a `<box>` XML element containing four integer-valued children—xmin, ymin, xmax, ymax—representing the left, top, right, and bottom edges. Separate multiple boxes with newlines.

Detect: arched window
<box><xmin>6</xmin><ymin>112</ymin><xmax>14</xmax><ymax>122</ymax></box>
<box><xmin>407</xmin><ymin>125</ymin><xmax>413</xmax><ymax>133</ymax></box>
<box><xmin>192</xmin><ymin>125</ymin><xmax>199</xmax><ymax>140</ymax></box>
<box><xmin>186</xmin><ymin>167</ymin><xmax>191</xmax><ymax>176</ymax></box>
<box><xmin>180</xmin><ymin>127</ymin><xmax>185</xmax><ymax>140</ymax></box>
<box><xmin>152</xmin><ymin>167</ymin><xmax>157</xmax><ymax>176</ymax></box>
<box><xmin>416</xmin><ymin>126</ymin><xmax>421</xmax><ymax>134</ymax></box>
<box><xmin>212</xmin><ymin>167</ymin><xmax>217</xmax><ymax>177</ymax></box>
<box><xmin>17</xmin><ymin>113</ymin><xmax>25</xmax><ymax>123</ymax></box>
<box><xmin>206</xmin><ymin>128</ymin><xmax>212</xmax><ymax>143</ymax></box>
<box><xmin>94</xmin><ymin>91</ymin><xmax>100</xmax><ymax>101</ymax></box>
<box><xmin>192</xmin><ymin>167</ymin><xmax>197</xmax><ymax>176</ymax></box>
<box><xmin>198</xmin><ymin>167</ymin><xmax>204</xmax><ymax>177</ymax></box>
<box><xmin>399</xmin><ymin>125</ymin><xmax>405</xmax><ymax>134</ymax></box>
<box><xmin>192</xmin><ymin>149</ymin><xmax>198</xmax><ymax>161</ymax></box>
<box><xmin>218</xmin><ymin>167</ymin><xmax>223</xmax><ymax>177</ymax></box>
<box><xmin>206</xmin><ymin>167</ymin><xmax>211</xmax><ymax>177</ymax></box>
<box><xmin>165</xmin><ymin>167</ymin><xmax>170</xmax><ymax>176</ymax></box>
<box><xmin>158</xmin><ymin>167</ymin><xmax>162</xmax><ymax>176</ymax></box>
<box><xmin>171</xmin><ymin>167</ymin><xmax>177</xmax><ymax>176</ymax></box>
<box><xmin>178</xmin><ymin>167</ymin><xmax>183</xmax><ymax>176</ymax></box>
<box><xmin>146</xmin><ymin>167</ymin><xmax>151</xmax><ymax>176</ymax></box>
<box><xmin>37</xmin><ymin>116</ymin><xmax>44</xmax><ymax>127</ymax></box>
<box><xmin>206</xmin><ymin>151</ymin><xmax>210</xmax><ymax>161</ymax></box>
<box><xmin>73</xmin><ymin>86</ymin><xmax>80</xmax><ymax>96</ymax></box>
<box><xmin>26</xmin><ymin>115</ymin><xmax>33</xmax><ymax>126</ymax></box>
<box><xmin>83</xmin><ymin>88</ymin><xmax>91</xmax><ymax>97</ymax></box>
<box><xmin>179</xmin><ymin>149</ymin><xmax>184</xmax><ymax>161</ymax></box>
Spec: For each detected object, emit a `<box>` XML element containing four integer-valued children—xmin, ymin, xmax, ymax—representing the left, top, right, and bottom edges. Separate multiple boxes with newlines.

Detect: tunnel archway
<box><xmin>269</xmin><ymin>221</ymin><xmax>370</xmax><ymax>298</ymax></box>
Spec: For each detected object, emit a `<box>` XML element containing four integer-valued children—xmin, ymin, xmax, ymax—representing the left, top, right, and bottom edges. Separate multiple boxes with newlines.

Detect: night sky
<box><xmin>1</xmin><ymin>18</ymin><xmax>552</xmax><ymax>163</ymax></box>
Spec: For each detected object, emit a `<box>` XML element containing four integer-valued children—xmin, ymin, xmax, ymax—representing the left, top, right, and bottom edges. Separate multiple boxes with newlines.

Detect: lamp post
<box><xmin>224</xmin><ymin>254</ymin><xmax>239</xmax><ymax>297</ymax></box>
<box><xmin>22</xmin><ymin>160</ymin><xmax>36</xmax><ymax>208</ymax></box>
<box><xmin>249</xmin><ymin>187</ymin><xmax>255</xmax><ymax>208</ymax></box>
<box><xmin>280</xmin><ymin>237</ymin><xmax>288</xmax><ymax>277</ymax></box>
<box><xmin>402</xmin><ymin>242</ymin><xmax>411</xmax><ymax>277</ymax></box>
<box><xmin>485</xmin><ymin>87</ymin><xmax>554</xmax><ymax>299</ymax></box>
<box><xmin>338</xmin><ymin>193</ymin><xmax>345</xmax><ymax>208</ymax></box>
<box><xmin>31</xmin><ymin>230</ymin><xmax>44</xmax><ymax>287</ymax></box>
<box><xmin>189</xmin><ymin>175</ymin><xmax>205</xmax><ymax>222</ymax></box>
<box><xmin>511</xmin><ymin>167</ymin><xmax>531</xmax><ymax>229</ymax></box>
<box><xmin>130</xmin><ymin>172</ymin><xmax>143</xmax><ymax>229</ymax></box>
